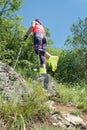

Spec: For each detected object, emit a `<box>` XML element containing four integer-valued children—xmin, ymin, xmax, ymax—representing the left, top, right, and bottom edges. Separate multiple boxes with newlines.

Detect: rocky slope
<box><xmin>0</xmin><ymin>61</ymin><xmax>87</xmax><ymax>130</ymax></box>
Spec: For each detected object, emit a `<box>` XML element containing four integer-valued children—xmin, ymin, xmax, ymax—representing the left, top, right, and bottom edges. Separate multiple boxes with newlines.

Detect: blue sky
<box><xmin>18</xmin><ymin>0</ymin><xmax>87</xmax><ymax>49</ymax></box>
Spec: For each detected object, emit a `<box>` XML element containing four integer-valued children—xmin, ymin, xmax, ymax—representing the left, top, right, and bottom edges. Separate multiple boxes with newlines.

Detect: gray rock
<box><xmin>48</xmin><ymin>101</ymin><xmax>87</xmax><ymax>130</ymax></box>
<box><xmin>33</xmin><ymin>73</ymin><xmax>59</xmax><ymax>97</ymax></box>
<box><xmin>0</xmin><ymin>62</ymin><xmax>33</xmax><ymax>104</ymax></box>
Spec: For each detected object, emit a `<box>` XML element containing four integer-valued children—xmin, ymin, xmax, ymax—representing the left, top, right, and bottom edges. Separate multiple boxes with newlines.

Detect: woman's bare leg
<box><xmin>44</xmin><ymin>52</ymin><xmax>52</xmax><ymax>59</ymax></box>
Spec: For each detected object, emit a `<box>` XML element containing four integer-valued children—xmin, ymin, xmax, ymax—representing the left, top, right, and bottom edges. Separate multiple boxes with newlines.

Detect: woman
<box><xmin>23</xmin><ymin>19</ymin><xmax>59</xmax><ymax>73</ymax></box>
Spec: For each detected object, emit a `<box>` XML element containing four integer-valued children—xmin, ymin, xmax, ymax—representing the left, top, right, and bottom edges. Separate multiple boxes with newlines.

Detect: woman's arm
<box><xmin>23</xmin><ymin>21</ymin><xmax>34</xmax><ymax>41</ymax></box>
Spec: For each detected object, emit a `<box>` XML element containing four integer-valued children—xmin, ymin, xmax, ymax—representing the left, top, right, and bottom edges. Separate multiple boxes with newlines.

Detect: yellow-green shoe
<box><xmin>39</xmin><ymin>68</ymin><xmax>47</xmax><ymax>74</ymax></box>
<box><xmin>47</xmin><ymin>56</ymin><xmax>59</xmax><ymax>72</ymax></box>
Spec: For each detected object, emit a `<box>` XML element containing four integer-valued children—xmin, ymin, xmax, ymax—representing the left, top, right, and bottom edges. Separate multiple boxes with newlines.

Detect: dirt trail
<box><xmin>53</xmin><ymin>102</ymin><xmax>87</xmax><ymax>124</ymax></box>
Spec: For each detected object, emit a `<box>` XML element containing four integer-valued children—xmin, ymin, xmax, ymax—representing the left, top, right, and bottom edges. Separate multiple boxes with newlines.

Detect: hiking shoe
<box><xmin>47</xmin><ymin>56</ymin><xmax>59</xmax><ymax>72</ymax></box>
<box><xmin>40</xmin><ymin>68</ymin><xmax>47</xmax><ymax>74</ymax></box>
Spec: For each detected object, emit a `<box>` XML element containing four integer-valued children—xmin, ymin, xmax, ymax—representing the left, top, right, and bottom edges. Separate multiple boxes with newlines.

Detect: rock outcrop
<box><xmin>0</xmin><ymin>62</ymin><xmax>33</xmax><ymax>103</ymax></box>
<box><xmin>33</xmin><ymin>73</ymin><xmax>59</xmax><ymax>97</ymax></box>
<box><xmin>48</xmin><ymin>101</ymin><xmax>87</xmax><ymax>130</ymax></box>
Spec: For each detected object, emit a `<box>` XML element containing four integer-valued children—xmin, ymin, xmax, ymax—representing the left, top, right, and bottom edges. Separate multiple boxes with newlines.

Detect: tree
<box><xmin>0</xmin><ymin>0</ymin><xmax>23</xmax><ymax>17</ymax></box>
<box><xmin>0</xmin><ymin>0</ymin><xmax>25</xmax><ymax>65</ymax></box>
<box><xmin>65</xmin><ymin>18</ymin><xmax>87</xmax><ymax>83</ymax></box>
<box><xmin>65</xmin><ymin>18</ymin><xmax>87</xmax><ymax>48</ymax></box>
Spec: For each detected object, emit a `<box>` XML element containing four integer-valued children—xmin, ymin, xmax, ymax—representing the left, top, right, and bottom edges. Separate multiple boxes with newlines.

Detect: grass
<box><xmin>70</xmin><ymin>110</ymin><xmax>80</xmax><ymax>116</ymax></box>
<box><xmin>57</xmin><ymin>82</ymin><xmax>87</xmax><ymax>112</ymax></box>
<box><xmin>33</xmin><ymin>124</ymin><xmax>64</xmax><ymax>130</ymax></box>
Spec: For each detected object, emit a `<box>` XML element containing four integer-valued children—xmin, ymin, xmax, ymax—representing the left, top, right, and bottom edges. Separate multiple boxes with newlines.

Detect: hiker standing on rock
<box><xmin>23</xmin><ymin>19</ymin><xmax>59</xmax><ymax>73</ymax></box>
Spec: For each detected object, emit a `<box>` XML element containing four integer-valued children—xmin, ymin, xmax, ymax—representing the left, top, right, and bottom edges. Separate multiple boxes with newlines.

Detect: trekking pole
<box><xmin>13</xmin><ymin>41</ymin><xmax>24</xmax><ymax>70</ymax></box>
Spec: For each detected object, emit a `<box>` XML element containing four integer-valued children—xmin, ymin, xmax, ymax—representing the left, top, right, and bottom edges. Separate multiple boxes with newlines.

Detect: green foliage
<box><xmin>54</xmin><ymin>49</ymin><xmax>87</xmax><ymax>83</ymax></box>
<box><xmin>46</xmin><ymin>46</ymin><xmax>86</xmax><ymax>83</ymax></box>
<box><xmin>0</xmin><ymin>0</ymin><xmax>25</xmax><ymax>68</ymax></box>
<box><xmin>17</xmin><ymin>59</ymin><xmax>39</xmax><ymax>78</ymax></box>
<box><xmin>64</xmin><ymin>18</ymin><xmax>87</xmax><ymax>83</ymax></box>
<box><xmin>0</xmin><ymin>0</ymin><xmax>23</xmax><ymax>17</ymax></box>
<box><xmin>65</xmin><ymin>18</ymin><xmax>87</xmax><ymax>48</ymax></box>
<box><xmin>0</xmin><ymin>15</ymin><xmax>25</xmax><ymax>65</ymax></box>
